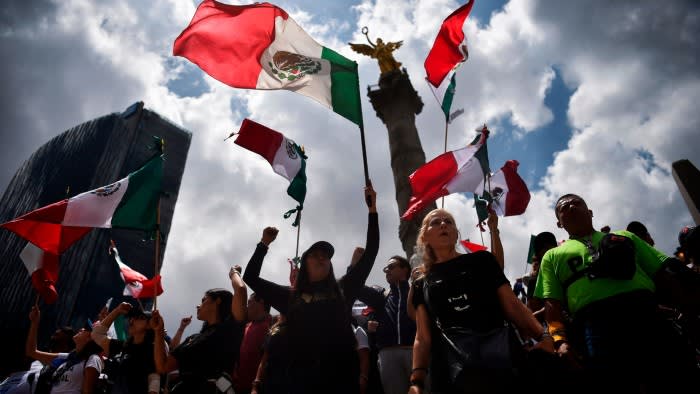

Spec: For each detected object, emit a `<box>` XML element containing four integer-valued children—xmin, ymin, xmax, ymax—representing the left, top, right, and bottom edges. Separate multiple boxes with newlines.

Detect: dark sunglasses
<box><xmin>383</xmin><ymin>263</ymin><xmax>406</xmax><ymax>273</ymax></box>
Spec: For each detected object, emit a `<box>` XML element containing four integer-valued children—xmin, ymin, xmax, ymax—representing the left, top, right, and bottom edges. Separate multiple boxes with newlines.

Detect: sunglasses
<box><xmin>383</xmin><ymin>263</ymin><xmax>406</xmax><ymax>273</ymax></box>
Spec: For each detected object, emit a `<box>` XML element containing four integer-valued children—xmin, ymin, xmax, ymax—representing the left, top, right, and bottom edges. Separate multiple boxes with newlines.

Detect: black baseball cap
<box><xmin>127</xmin><ymin>307</ymin><xmax>152</xmax><ymax>319</ymax></box>
<box><xmin>301</xmin><ymin>241</ymin><xmax>334</xmax><ymax>264</ymax></box>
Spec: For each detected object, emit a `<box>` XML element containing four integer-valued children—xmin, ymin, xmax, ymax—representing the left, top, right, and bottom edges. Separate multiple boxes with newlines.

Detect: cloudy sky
<box><xmin>1</xmin><ymin>0</ymin><xmax>698</xmax><ymax>337</ymax></box>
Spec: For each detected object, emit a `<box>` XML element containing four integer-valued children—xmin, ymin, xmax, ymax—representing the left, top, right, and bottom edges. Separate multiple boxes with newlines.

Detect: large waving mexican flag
<box><xmin>173</xmin><ymin>0</ymin><xmax>363</xmax><ymax>127</ymax></box>
<box><xmin>1</xmin><ymin>155</ymin><xmax>163</xmax><ymax>255</ymax></box>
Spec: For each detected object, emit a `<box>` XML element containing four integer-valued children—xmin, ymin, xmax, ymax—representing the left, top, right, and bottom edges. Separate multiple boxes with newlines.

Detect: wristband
<box><xmin>410</xmin><ymin>379</ymin><xmax>425</xmax><ymax>389</ymax></box>
<box><xmin>536</xmin><ymin>329</ymin><xmax>551</xmax><ymax>342</ymax></box>
<box><xmin>548</xmin><ymin>321</ymin><xmax>567</xmax><ymax>342</ymax></box>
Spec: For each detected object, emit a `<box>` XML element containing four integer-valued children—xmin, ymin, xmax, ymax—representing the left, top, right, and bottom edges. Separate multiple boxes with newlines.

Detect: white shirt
<box><xmin>354</xmin><ymin>326</ymin><xmax>369</xmax><ymax>351</ymax></box>
<box><xmin>50</xmin><ymin>354</ymin><xmax>103</xmax><ymax>394</ymax></box>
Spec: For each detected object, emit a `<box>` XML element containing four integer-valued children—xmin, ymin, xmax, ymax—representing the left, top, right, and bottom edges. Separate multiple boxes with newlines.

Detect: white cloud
<box><xmin>1</xmin><ymin>0</ymin><xmax>698</xmax><ymax>339</ymax></box>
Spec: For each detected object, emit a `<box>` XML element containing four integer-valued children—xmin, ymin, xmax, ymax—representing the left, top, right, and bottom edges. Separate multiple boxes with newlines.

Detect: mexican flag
<box><xmin>110</xmin><ymin>244</ymin><xmax>163</xmax><ymax>299</ymax></box>
<box><xmin>1</xmin><ymin>155</ymin><xmax>163</xmax><ymax>255</ymax></box>
<box><xmin>475</xmin><ymin>160</ymin><xmax>531</xmax><ymax>216</ymax></box>
<box><xmin>234</xmin><ymin>118</ymin><xmax>306</xmax><ymax>206</ymax></box>
<box><xmin>526</xmin><ymin>234</ymin><xmax>537</xmax><ymax>264</ymax></box>
<box><xmin>429</xmin><ymin>72</ymin><xmax>457</xmax><ymax>121</ymax></box>
<box><xmin>424</xmin><ymin>0</ymin><xmax>474</xmax><ymax>88</ymax></box>
<box><xmin>402</xmin><ymin>127</ymin><xmax>489</xmax><ymax>220</ymax></box>
<box><xmin>173</xmin><ymin>0</ymin><xmax>363</xmax><ymax>127</ymax></box>
<box><xmin>20</xmin><ymin>242</ymin><xmax>60</xmax><ymax>304</ymax></box>
<box><xmin>460</xmin><ymin>239</ymin><xmax>488</xmax><ymax>253</ymax></box>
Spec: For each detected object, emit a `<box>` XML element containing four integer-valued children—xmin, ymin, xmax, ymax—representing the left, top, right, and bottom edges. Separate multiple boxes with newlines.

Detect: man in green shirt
<box><xmin>534</xmin><ymin>194</ymin><xmax>698</xmax><ymax>392</ymax></box>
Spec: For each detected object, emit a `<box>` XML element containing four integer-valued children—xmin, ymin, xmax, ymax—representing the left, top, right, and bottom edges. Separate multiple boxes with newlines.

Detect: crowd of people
<box><xmin>1</xmin><ymin>187</ymin><xmax>699</xmax><ymax>394</ymax></box>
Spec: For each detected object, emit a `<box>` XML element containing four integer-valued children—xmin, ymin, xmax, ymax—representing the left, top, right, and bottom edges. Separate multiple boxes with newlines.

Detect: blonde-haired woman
<box><xmin>408</xmin><ymin>209</ymin><xmax>552</xmax><ymax>394</ymax></box>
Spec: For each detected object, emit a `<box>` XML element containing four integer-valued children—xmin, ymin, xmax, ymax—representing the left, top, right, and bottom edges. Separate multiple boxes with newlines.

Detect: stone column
<box><xmin>672</xmin><ymin>159</ymin><xmax>700</xmax><ymax>225</ymax></box>
<box><xmin>368</xmin><ymin>68</ymin><xmax>436</xmax><ymax>258</ymax></box>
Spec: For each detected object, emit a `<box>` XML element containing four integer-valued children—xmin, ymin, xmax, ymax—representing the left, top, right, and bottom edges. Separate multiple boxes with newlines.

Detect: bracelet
<box><xmin>490</xmin><ymin>229</ymin><xmax>500</xmax><ymax>234</ymax></box>
<box><xmin>547</xmin><ymin>321</ymin><xmax>567</xmax><ymax>343</ymax></box>
<box><xmin>251</xmin><ymin>379</ymin><xmax>262</xmax><ymax>388</ymax></box>
<box><xmin>411</xmin><ymin>367</ymin><xmax>428</xmax><ymax>374</ymax></box>
<box><xmin>537</xmin><ymin>329</ymin><xmax>551</xmax><ymax>342</ymax></box>
<box><xmin>410</xmin><ymin>379</ymin><xmax>425</xmax><ymax>389</ymax></box>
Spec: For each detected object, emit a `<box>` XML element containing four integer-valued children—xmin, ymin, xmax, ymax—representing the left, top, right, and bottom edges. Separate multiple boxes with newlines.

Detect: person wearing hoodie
<box><xmin>357</xmin><ymin>255</ymin><xmax>415</xmax><ymax>394</ymax></box>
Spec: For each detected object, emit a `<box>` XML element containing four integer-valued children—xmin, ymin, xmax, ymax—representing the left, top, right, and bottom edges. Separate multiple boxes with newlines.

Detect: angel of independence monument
<box><xmin>351</xmin><ymin>28</ymin><xmax>435</xmax><ymax>259</ymax></box>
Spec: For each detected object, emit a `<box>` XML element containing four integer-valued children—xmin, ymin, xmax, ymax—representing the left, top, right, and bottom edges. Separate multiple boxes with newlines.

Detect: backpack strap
<box><xmin>561</xmin><ymin>254</ymin><xmax>588</xmax><ymax>290</ymax></box>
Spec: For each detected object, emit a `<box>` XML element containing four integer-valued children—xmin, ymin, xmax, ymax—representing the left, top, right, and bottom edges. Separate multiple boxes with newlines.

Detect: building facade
<box><xmin>0</xmin><ymin>102</ymin><xmax>191</xmax><ymax>375</ymax></box>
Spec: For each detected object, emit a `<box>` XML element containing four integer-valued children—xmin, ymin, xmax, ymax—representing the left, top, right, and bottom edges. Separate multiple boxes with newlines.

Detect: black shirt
<box><xmin>107</xmin><ymin>338</ymin><xmax>157</xmax><ymax>394</ymax></box>
<box><xmin>170</xmin><ymin>318</ymin><xmax>243</xmax><ymax>388</ymax></box>
<box><xmin>243</xmin><ymin>212</ymin><xmax>379</xmax><ymax>394</ymax></box>
<box><xmin>413</xmin><ymin>252</ymin><xmax>509</xmax><ymax>333</ymax></box>
<box><xmin>412</xmin><ymin>252</ymin><xmax>510</xmax><ymax>392</ymax></box>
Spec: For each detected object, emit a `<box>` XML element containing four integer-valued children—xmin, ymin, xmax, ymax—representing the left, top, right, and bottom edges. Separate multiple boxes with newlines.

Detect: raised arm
<box><xmin>92</xmin><ymin>302</ymin><xmax>133</xmax><ymax>355</ymax></box>
<box><xmin>230</xmin><ymin>265</ymin><xmax>248</xmax><ymax>322</ymax></box>
<box><xmin>243</xmin><ymin>227</ymin><xmax>292</xmax><ymax>315</ymax></box>
<box><xmin>170</xmin><ymin>316</ymin><xmax>192</xmax><ymax>349</ymax></box>
<box><xmin>487</xmin><ymin>211</ymin><xmax>504</xmax><ymax>270</ymax></box>
<box><xmin>406</xmin><ymin>267</ymin><xmax>422</xmax><ymax>321</ymax></box>
<box><xmin>151</xmin><ymin>310</ymin><xmax>179</xmax><ymax>374</ymax></box>
<box><xmin>341</xmin><ymin>186</ymin><xmax>379</xmax><ymax>299</ymax></box>
<box><xmin>25</xmin><ymin>305</ymin><xmax>59</xmax><ymax>365</ymax></box>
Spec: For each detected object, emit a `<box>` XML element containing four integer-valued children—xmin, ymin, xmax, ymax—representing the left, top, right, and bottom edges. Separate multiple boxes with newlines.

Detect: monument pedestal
<box><xmin>368</xmin><ymin>69</ymin><xmax>435</xmax><ymax>258</ymax></box>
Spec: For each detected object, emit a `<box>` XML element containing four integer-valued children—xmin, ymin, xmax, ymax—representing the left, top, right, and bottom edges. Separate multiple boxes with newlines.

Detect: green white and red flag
<box><xmin>234</xmin><ymin>118</ymin><xmax>307</xmax><ymax>207</ymax></box>
<box><xmin>20</xmin><ymin>242</ymin><xmax>60</xmax><ymax>304</ymax></box>
<box><xmin>174</xmin><ymin>0</ymin><xmax>363</xmax><ymax>127</ymax></box>
<box><xmin>402</xmin><ymin>127</ymin><xmax>489</xmax><ymax>220</ymax></box>
<box><xmin>475</xmin><ymin>160</ymin><xmax>531</xmax><ymax>216</ymax></box>
<box><xmin>424</xmin><ymin>0</ymin><xmax>474</xmax><ymax>88</ymax></box>
<box><xmin>110</xmin><ymin>243</ymin><xmax>163</xmax><ymax>299</ymax></box>
<box><xmin>460</xmin><ymin>240</ymin><xmax>488</xmax><ymax>253</ymax></box>
<box><xmin>1</xmin><ymin>155</ymin><xmax>163</xmax><ymax>255</ymax></box>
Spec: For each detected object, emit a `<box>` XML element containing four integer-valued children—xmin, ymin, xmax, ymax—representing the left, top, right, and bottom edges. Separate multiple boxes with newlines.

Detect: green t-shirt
<box><xmin>533</xmin><ymin>230</ymin><xmax>667</xmax><ymax>316</ymax></box>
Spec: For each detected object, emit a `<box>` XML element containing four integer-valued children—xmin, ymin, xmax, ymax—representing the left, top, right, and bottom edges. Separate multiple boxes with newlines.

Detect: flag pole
<box><xmin>153</xmin><ymin>196</ymin><xmax>161</xmax><ymax>310</ymax></box>
<box><xmin>441</xmin><ymin>119</ymin><xmax>449</xmax><ymax>208</ymax></box>
<box><xmin>295</xmin><ymin>211</ymin><xmax>302</xmax><ymax>259</ymax></box>
<box><xmin>359</xmin><ymin>124</ymin><xmax>374</xmax><ymax>210</ymax></box>
<box><xmin>359</xmin><ymin>124</ymin><xmax>371</xmax><ymax>186</ymax></box>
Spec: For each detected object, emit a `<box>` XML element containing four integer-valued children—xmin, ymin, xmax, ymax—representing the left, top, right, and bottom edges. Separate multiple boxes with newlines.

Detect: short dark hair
<box><xmin>626</xmin><ymin>221</ymin><xmax>649</xmax><ymax>237</ymax></box>
<box><xmin>554</xmin><ymin>194</ymin><xmax>585</xmax><ymax>219</ymax></box>
<box><xmin>534</xmin><ymin>232</ymin><xmax>558</xmax><ymax>257</ymax></box>
<box><xmin>388</xmin><ymin>255</ymin><xmax>411</xmax><ymax>270</ymax></box>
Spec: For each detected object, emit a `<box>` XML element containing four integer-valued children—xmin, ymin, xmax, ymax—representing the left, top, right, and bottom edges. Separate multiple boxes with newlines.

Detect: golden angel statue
<box><xmin>349</xmin><ymin>27</ymin><xmax>403</xmax><ymax>74</ymax></box>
